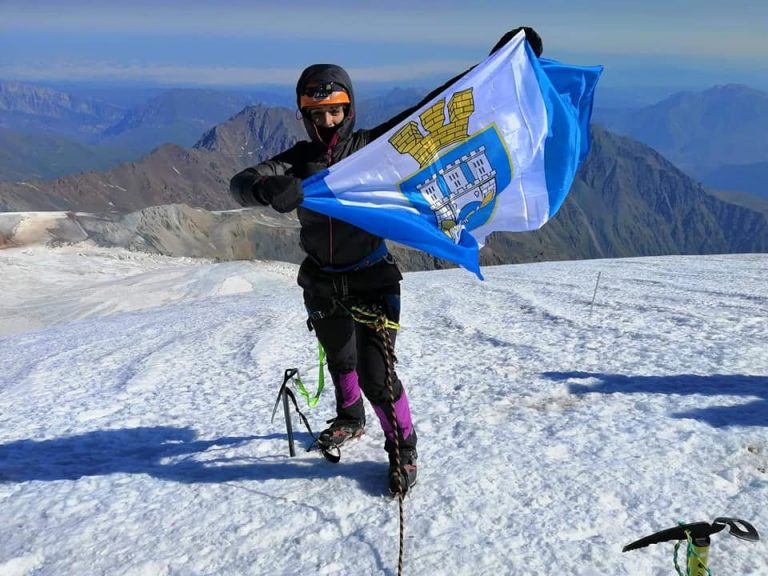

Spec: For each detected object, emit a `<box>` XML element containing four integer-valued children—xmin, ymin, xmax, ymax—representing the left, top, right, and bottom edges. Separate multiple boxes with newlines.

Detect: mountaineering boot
<box><xmin>318</xmin><ymin>371</ymin><xmax>366</xmax><ymax>449</ymax></box>
<box><xmin>318</xmin><ymin>417</ymin><xmax>365</xmax><ymax>448</ymax></box>
<box><xmin>374</xmin><ymin>390</ymin><xmax>417</xmax><ymax>494</ymax></box>
<box><xmin>386</xmin><ymin>442</ymin><xmax>417</xmax><ymax>495</ymax></box>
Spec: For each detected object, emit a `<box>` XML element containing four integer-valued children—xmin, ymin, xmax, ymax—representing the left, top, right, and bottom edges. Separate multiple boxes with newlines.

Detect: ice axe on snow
<box><xmin>623</xmin><ymin>517</ymin><xmax>759</xmax><ymax>575</ymax></box>
<box><xmin>271</xmin><ymin>367</ymin><xmax>340</xmax><ymax>463</ymax></box>
<box><xmin>271</xmin><ymin>368</ymin><xmax>300</xmax><ymax>456</ymax></box>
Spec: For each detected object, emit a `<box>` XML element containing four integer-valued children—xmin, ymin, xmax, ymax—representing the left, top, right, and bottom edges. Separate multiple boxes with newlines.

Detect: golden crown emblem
<box><xmin>389</xmin><ymin>89</ymin><xmax>475</xmax><ymax>167</ymax></box>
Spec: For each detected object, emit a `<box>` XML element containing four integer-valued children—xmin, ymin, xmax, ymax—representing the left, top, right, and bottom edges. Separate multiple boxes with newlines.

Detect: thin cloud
<box><xmin>0</xmin><ymin>60</ymin><xmax>476</xmax><ymax>86</ymax></box>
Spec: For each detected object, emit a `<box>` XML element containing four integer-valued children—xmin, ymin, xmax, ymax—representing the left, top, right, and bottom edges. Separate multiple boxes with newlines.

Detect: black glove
<box><xmin>256</xmin><ymin>175</ymin><xmax>304</xmax><ymax>213</ymax></box>
<box><xmin>489</xmin><ymin>27</ymin><xmax>543</xmax><ymax>57</ymax></box>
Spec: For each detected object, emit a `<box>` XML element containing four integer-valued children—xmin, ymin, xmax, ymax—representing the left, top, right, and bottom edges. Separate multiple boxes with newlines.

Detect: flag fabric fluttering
<box><xmin>300</xmin><ymin>30</ymin><xmax>603</xmax><ymax>278</ymax></box>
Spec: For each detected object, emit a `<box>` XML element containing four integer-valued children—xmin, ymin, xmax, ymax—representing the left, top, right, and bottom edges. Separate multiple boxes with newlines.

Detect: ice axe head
<box><xmin>623</xmin><ymin>517</ymin><xmax>759</xmax><ymax>552</ymax></box>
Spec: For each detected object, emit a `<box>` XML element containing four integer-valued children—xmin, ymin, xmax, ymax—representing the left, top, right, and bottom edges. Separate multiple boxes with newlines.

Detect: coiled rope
<box><xmin>348</xmin><ymin>304</ymin><xmax>406</xmax><ymax>576</ymax></box>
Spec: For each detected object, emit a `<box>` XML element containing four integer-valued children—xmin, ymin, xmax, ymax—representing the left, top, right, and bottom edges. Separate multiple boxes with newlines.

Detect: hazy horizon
<box><xmin>2</xmin><ymin>0</ymin><xmax>767</xmax><ymax>94</ymax></box>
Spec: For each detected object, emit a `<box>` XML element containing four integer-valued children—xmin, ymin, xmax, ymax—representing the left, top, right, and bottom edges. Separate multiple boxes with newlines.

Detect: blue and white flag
<box><xmin>301</xmin><ymin>30</ymin><xmax>603</xmax><ymax>278</ymax></box>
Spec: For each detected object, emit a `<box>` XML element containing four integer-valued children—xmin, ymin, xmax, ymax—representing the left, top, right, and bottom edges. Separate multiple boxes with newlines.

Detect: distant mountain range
<box><xmin>0</xmin><ymin>104</ymin><xmax>308</xmax><ymax>213</ymax></box>
<box><xmin>5</xmin><ymin>79</ymin><xmax>767</xmax><ymax>205</ymax></box>
<box><xmin>595</xmin><ymin>84</ymin><xmax>768</xmax><ymax>199</ymax></box>
<box><xmin>0</xmin><ymin>80</ymin><xmax>267</xmax><ymax>147</ymax></box>
<box><xmin>96</xmin><ymin>89</ymin><xmax>257</xmax><ymax>151</ymax></box>
<box><xmin>1</xmin><ymin>100</ymin><xmax>766</xmax><ymax>268</ymax></box>
<box><xmin>0</xmin><ymin>80</ymin><xmax>293</xmax><ymax>180</ymax></box>
<box><xmin>0</xmin><ymin>80</ymin><xmax>431</xmax><ymax>183</ymax></box>
<box><xmin>0</xmin><ymin>127</ymin><xmax>138</xmax><ymax>181</ymax></box>
<box><xmin>502</xmin><ymin>125</ymin><xmax>768</xmax><ymax>261</ymax></box>
<box><xmin>0</xmin><ymin>80</ymin><xmax>124</xmax><ymax>139</ymax></box>
<box><xmin>195</xmin><ymin>104</ymin><xmax>306</xmax><ymax>162</ymax></box>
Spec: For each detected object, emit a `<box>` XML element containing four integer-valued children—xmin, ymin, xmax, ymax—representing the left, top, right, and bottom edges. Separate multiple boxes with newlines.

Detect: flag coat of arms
<box><xmin>301</xmin><ymin>31</ymin><xmax>603</xmax><ymax>278</ymax></box>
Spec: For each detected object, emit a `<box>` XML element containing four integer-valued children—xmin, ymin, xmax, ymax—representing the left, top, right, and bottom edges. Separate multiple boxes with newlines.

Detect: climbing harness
<box><xmin>623</xmin><ymin>517</ymin><xmax>759</xmax><ymax>575</ymax></box>
<box><xmin>318</xmin><ymin>243</ymin><xmax>390</xmax><ymax>273</ymax></box>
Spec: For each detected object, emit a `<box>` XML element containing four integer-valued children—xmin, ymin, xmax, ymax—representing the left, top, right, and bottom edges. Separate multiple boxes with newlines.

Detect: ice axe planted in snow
<box><xmin>271</xmin><ymin>367</ymin><xmax>340</xmax><ymax>463</ymax></box>
<box><xmin>271</xmin><ymin>368</ymin><xmax>299</xmax><ymax>456</ymax></box>
<box><xmin>623</xmin><ymin>517</ymin><xmax>759</xmax><ymax>576</ymax></box>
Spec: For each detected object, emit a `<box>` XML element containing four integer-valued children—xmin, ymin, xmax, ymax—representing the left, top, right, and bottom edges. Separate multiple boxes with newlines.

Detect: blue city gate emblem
<box><xmin>397</xmin><ymin>124</ymin><xmax>513</xmax><ymax>242</ymax></box>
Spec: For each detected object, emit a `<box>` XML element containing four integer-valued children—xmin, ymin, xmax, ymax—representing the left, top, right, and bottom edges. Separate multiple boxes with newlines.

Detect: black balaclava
<box><xmin>296</xmin><ymin>64</ymin><xmax>356</xmax><ymax>145</ymax></box>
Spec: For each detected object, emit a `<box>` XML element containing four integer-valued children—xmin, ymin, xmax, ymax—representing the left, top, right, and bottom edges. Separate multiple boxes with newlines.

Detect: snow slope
<box><xmin>1</xmin><ymin>247</ymin><xmax>766</xmax><ymax>575</ymax></box>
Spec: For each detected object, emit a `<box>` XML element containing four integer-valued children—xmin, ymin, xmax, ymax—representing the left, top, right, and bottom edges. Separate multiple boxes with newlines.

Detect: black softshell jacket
<box><xmin>230</xmin><ymin>64</ymin><xmax>464</xmax><ymax>278</ymax></box>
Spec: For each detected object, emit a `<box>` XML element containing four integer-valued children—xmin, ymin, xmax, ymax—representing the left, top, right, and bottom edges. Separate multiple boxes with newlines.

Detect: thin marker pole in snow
<box><xmin>589</xmin><ymin>271</ymin><xmax>602</xmax><ymax>314</ymax></box>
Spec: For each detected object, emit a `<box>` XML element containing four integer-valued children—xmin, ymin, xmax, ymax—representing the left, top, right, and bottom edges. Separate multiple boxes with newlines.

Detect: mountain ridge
<box><xmin>1</xmin><ymin>97</ymin><xmax>766</xmax><ymax>268</ymax></box>
<box><xmin>1</xmin><ymin>124</ymin><xmax>766</xmax><ymax>268</ymax></box>
<box><xmin>0</xmin><ymin>80</ymin><xmax>124</xmax><ymax>139</ymax></box>
<box><xmin>594</xmin><ymin>83</ymin><xmax>768</xmax><ymax>197</ymax></box>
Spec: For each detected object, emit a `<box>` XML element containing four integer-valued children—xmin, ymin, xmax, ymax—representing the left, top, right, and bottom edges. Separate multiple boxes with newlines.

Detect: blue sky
<box><xmin>2</xmin><ymin>0</ymin><xmax>767</xmax><ymax>92</ymax></box>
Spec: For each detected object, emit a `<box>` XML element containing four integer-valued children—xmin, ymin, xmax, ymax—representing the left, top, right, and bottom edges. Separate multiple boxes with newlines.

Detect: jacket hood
<box><xmin>296</xmin><ymin>64</ymin><xmax>356</xmax><ymax>145</ymax></box>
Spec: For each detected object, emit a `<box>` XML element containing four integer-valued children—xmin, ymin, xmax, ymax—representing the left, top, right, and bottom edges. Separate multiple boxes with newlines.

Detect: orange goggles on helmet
<box><xmin>299</xmin><ymin>82</ymin><xmax>350</xmax><ymax>109</ymax></box>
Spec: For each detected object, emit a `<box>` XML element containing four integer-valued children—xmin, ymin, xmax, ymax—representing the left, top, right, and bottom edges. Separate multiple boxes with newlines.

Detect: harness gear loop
<box><xmin>348</xmin><ymin>304</ymin><xmax>401</xmax><ymax>331</ymax></box>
